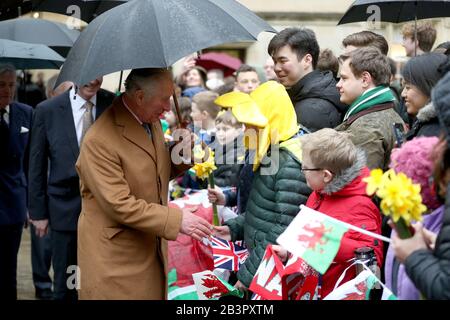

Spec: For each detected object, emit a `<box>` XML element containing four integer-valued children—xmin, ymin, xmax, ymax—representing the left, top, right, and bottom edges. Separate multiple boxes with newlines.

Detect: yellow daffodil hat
<box><xmin>214</xmin><ymin>91</ymin><xmax>268</xmax><ymax>128</ymax></box>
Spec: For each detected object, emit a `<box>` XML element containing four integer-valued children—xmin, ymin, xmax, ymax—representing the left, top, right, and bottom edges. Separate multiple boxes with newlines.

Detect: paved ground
<box><xmin>17</xmin><ymin>228</ymin><xmax>37</xmax><ymax>300</ymax></box>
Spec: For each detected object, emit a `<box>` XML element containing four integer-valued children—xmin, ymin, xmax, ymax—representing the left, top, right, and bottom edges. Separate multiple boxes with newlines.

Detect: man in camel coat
<box><xmin>76</xmin><ymin>68</ymin><xmax>212</xmax><ymax>299</ymax></box>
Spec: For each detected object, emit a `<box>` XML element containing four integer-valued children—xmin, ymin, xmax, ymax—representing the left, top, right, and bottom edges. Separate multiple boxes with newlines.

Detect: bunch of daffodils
<box><xmin>192</xmin><ymin>145</ymin><xmax>220</xmax><ymax>225</ymax></box>
<box><xmin>364</xmin><ymin>169</ymin><xmax>427</xmax><ymax>239</ymax></box>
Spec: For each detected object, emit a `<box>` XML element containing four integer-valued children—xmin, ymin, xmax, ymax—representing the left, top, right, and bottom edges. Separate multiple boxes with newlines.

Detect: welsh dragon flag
<box><xmin>277</xmin><ymin>205</ymin><xmax>348</xmax><ymax>274</ymax></box>
<box><xmin>323</xmin><ymin>270</ymin><xmax>377</xmax><ymax>300</ymax></box>
<box><xmin>249</xmin><ymin>245</ymin><xmax>319</xmax><ymax>300</ymax></box>
<box><xmin>192</xmin><ymin>270</ymin><xmax>244</xmax><ymax>300</ymax></box>
<box><xmin>323</xmin><ymin>269</ymin><xmax>398</xmax><ymax>300</ymax></box>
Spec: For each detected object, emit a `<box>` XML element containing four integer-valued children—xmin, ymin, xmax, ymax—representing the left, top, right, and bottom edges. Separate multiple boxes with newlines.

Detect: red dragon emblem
<box><xmin>297</xmin><ymin>222</ymin><xmax>332</xmax><ymax>252</ymax></box>
<box><xmin>342</xmin><ymin>281</ymin><xmax>368</xmax><ymax>300</ymax></box>
<box><xmin>201</xmin><ymin>274</ymin><xmax>229</xmax><ymax>299</ymax></box>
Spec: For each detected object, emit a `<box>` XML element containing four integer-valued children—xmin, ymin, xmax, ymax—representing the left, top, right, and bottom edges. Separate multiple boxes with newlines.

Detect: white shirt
<box><xmin>122</xmin><ymin>96</ymin><xmax>152</xmax><ymax>138</ymax></box>
<box><xmin>70</xmin><ymin>87</ymin><xmax>97</xmax><ymax>146</ymax></box>
<box><xmin>1</xmin><ymin>105</ymin><xmax>10</xmax><ymax>125</ymax></box>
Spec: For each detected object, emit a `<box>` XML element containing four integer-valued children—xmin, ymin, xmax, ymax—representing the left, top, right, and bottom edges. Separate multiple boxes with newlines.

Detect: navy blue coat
<box><xmin>28</xmin><ymin>90</ymin><xmax>113</xmax><ymax>231</ymax></box>
<box><xmin>0</xmin><ymin>102</ymin><xmax>33</xmax><ymax>225</ymax></box>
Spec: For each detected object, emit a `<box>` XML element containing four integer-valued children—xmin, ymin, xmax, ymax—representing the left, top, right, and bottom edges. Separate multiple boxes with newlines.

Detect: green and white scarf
<box><xmin>344</xmin><ymin>86</ymin><xmax>396</xmax><ymax>121</ymax></box>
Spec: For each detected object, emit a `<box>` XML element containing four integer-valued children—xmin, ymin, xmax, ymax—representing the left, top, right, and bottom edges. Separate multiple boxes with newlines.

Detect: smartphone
<box><xmin>392</xmin><ymin>122</ymin><xmax>405</xmax><ymax>148</ymax></box>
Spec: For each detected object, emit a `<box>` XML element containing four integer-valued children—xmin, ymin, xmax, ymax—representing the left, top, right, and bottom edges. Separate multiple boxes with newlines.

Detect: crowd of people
<box><xmin>1</xmin><ymin>21</ymin><xmax>450</xmax><ymax>300</ymax></box>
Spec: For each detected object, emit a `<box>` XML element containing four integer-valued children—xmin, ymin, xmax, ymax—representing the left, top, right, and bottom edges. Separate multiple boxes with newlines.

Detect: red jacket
<box><xmin>306</xmin><ymin>167</ymin><xmax>383</xmax><ymax>298</ymax></box>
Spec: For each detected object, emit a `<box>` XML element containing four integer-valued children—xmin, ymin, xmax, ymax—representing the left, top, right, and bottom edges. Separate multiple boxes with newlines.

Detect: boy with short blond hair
<box><xmin>275</xmin><ymin>128</ymin><xmax>383</xmax><ymax>297</ymax></box>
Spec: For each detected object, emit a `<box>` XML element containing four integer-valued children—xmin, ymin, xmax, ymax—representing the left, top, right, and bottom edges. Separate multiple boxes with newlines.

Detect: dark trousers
<box><xmin>30</xmin><ymin>224</ymin><xmax>52</xmax><ymax>291</ymax></box>
<box><xmin>51</xmin><ymin>230</ymin><xmax>77</xmax><ymax>301</ymax></box>
<box><xmin>0</xmin><ymin>223</ymin><xmax>24</xmax><ymax>300</ymax></box>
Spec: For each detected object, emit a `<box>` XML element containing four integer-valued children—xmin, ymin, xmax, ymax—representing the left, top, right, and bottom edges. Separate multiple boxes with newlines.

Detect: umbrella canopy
<box><xmin>57</xmin><ymin>0</ymin><xmax>276</xmax><ymax>86</ymax></box>
<box><xmin>196</xmin><ymin>52</ymin><xmax>242</xmax><ymax>77</ymax></box>
<box><xmin>0</xmin><ymin>38</ymin><xmax>65</xmax><ymax>69</ymax></box>
<box><xmin>0</xmin><ymin>18</ymin><xmax>80</xmax><ymax>57</ymax></box>
<box><xmin>338</xmin><ymin>0</ymin><xmax>450</xmax><ymax>24</ymax></box>
<box><xmin>32</xmin><ymin>0</ymin><xmax>129</xmax><ymax>23</ymax></box>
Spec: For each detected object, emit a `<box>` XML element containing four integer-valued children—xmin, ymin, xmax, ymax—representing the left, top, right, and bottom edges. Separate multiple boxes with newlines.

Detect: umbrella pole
<box><xmin>117</xmin><ymin>70</ymin><xmax>123</xmax><ymax>96</ymax></box>
<box><xmin>172</xmin><ymin>93</ymin><xmax>184</xmax><ymax>128</ymax></box>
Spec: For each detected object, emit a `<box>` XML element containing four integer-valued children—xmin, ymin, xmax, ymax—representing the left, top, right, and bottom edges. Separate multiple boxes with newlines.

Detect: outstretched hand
<box><xmin>180</xmin><ymin>206</ymin><xmax>213</xmax><ymax>241</ymax></box>
<box><xmin>213</xmin><ymin>225</ymin><xmax>231</xmax><ymax>241</ymax></box>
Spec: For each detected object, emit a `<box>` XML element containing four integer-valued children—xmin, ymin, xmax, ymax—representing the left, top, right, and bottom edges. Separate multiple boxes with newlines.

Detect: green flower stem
<box><xmin>395</xmin><ymin>217</ymin><xmax>412</xmax><ymax>239</ymax></box>
<box><xmin>208</xmin><ymin>173</ymin><xmax>220</xmax><ymax>226</ymax></box>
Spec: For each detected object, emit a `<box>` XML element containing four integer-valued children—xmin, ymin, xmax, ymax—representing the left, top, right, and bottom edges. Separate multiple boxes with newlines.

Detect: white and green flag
<box><xmin>168</xmin><ymin>269</ymin><xmax>199</xmax><ymax>300</ymax></box>
<box><xmin>277</xmin><ymin>205</ymin><xmax>348</xmax><ymax>274</ymax></box>
<box><xmin>323</xmin><ymin>270</ymin><xmax>378</xmax><ymax>300</ymax></box>
<box><xmin>323</xmin><ymin>266</ymin><xmax>398</xmax><ymax>300</ymax></box>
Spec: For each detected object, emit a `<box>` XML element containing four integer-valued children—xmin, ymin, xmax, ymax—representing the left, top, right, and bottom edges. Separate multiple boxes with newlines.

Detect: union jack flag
<box><xmin>210</xmin><ymin>236</ymin><xmax>249</xmax><ymax>271</ymax></box>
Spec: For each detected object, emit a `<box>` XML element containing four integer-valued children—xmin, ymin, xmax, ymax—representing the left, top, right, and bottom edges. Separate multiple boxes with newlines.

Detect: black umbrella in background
<box><xmin>56</xmin><ymin>0</ymin><xmax>276</xmax><ymax>124</ymax></box>
<box><xmin>0</xmin><ymin>0</ymin><xmax>128</xmax><ymax>22</ymax></box>
<box><xmin>0</xmin><ymin>38</ymin><xmax>64</xmax><ymax>69</ymax></box>
<box><xmin>32</xmin><ymin>0</ymin><xmax>128</xmax><ymax>23</ymax></box>
<box><xmin>0</xmin><ymin>18</ymin><xmax>80</xmax><ymax>57</ymax></box>
<box><xmin>338</xmin><ymin>0</ymin><xmax>450</xmax><ymax>24</ymax></box>
<box><xmin>0</xmin><ymin>1</ymin><xmax>31</xmax><ymax>21</ymax></box>
<box><xmin>338</xmin><ymin>0</ymin><xmax>450</xmax><ymax>55</ymax></box>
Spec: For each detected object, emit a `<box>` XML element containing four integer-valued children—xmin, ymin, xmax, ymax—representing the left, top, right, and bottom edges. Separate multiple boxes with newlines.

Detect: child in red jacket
<box><xmin>274</xmin><ymin>128</ymin><xmax>383</xmax><ymax>297</ymax></box>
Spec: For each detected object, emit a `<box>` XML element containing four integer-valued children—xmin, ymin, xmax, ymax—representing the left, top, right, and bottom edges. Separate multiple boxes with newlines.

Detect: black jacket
<box><xmin>212</xmin><ymin>135</ymin><xmax>245</xmax><ymax>188</ymax></box>
<box><xmin>0</xmin><ymin>102</ymin><xmax>33</xmax><ymax>225</ymax></box>
<box><xmin>28</xmin><ymin>89</ymin><xmax>114</xmax><ymax>231</ymax></box>
<box><xmin>223</xmin><ymin>150</ymin><xmax>255</xmax><ymax>214</ymax></box>
<box><xmin>404</xmin><ymin>184</ymin><xmax>450</xmax><ymax>299</ymax></box>
<box><xmin>404</xmin><ymin>72</ymin><xmax>450</xmax><ymax>299</ymax></box>
<box><xmin>405</xmin><ymin>102</ymin><xmax>442</xmax><ymax>141</ymax></box>
<box><xmin>287</xmin><ymin>70</ymin><xmax>347</xmax><ymax>132</ymax></box>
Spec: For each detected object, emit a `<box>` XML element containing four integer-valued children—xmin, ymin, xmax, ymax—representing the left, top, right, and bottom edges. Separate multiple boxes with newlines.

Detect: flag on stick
<box><xmin>249</xmin><ymin>245</ymin><xmax>319</xmax><ymax>300</ymax></box>
<box><xmin>277</xmin><ymin>206</ymin><xmax>348</xmax><ymax>274</ymax></box>
<box><xmin>211</xmin><ymin>236</ymin><xmax>249</xmax><ymax>271</ymax></box>
<box><xmin>192</xmin><ymin>270</ymin><xmax>244</xmax><ymax>300</ymax></box>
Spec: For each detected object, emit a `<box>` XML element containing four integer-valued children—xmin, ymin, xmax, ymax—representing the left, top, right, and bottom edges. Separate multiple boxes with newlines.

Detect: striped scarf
<box><xmin>344</xmin><ymin>86</ymin><xmax>396</xmax><ymax>121</ymax></box>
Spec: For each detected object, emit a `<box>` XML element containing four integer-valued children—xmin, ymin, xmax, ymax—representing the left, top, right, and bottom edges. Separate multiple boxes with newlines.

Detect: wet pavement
<box><xmin>17</xmin><ymin>228</ymin><xmax>37</xmax><ymax>300</ymax></box>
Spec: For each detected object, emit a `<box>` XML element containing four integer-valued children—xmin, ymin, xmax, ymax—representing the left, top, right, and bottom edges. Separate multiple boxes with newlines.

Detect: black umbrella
<box><xmin>0</xmin><ymin>1</ymin><xmax>128</xmax><ymax>22</ymax></box>
<box><xmin>32</xmin><ymin>0</ymin><xmax>128</xmax><ymax>22</ymax></box>
<box><xmin>0</xmin><ymin>18</ymin><xmax>80</xmax><ymax>57</ymax></box>
<box><xmin>338</xmin><ymin>0</ymin><xmax>450</xmax><ymax>24</ymax></box>
<box><xmin>56</xmin><ymin>0</ymin><xmax>276</xmax><ymax>87</ymax></box>
<box><xmin>0</xmin><ymin>38</ymin><xmax>65</xmax><ymax>69</ymax></box>
<box><xmin>0</xmin><ymin>1</ymin><xmax>32</xmax><ymax>21</ymax></box>
<box><xmin>338</xmin><ymin>0</ymin><xmax>450</xmax><ymax>55</ymax></box>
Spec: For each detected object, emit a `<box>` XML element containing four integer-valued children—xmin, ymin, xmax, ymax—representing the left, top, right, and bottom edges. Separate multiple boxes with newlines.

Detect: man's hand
<box><xmin>391</xmin><ymin>222</ymin><xmax>428</xmax><ymax>263</ymax></box>
<box><xmin>213</xmin><ymin>225</ymin><xmax>231</xmax><ymax>241</ymax></box>
<box><xmin>180</xmin><ymin>206</ymin><xmax>213</xmax><ymax>241</ymax></box>
<box><xmin>31</xmin><ymin>219</ymin><xmax>49</xmax><ymax>238</ymax></box>
<box><xmin>208</xmin><ymin>187</ymin><xmax>225</xmax><ymax>205</ymax></box>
